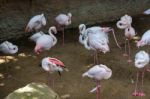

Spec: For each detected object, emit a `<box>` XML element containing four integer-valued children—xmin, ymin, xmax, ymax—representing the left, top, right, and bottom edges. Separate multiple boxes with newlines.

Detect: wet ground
<box><xmin>0</xmin><ymin>15</ymin><xmax>150</xmax><ymax>99</ymax></box>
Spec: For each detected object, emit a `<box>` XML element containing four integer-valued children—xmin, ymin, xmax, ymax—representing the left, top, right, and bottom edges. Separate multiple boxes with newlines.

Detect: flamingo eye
<box><xmin>13</xmin><ymin>48</ymin><xmax>16</xmax><ymax>50</ymax></box>
<box><xmin>119</xmin><ymin>23</ymin><xmax>122</xmax><ymax>26</ymax></box>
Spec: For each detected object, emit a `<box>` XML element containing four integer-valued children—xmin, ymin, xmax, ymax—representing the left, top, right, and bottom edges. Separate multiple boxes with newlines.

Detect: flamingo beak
<box><xmin>58</xmin><ymin>71</ymin><xmax>61</xmax><ymax>76</ymax></box>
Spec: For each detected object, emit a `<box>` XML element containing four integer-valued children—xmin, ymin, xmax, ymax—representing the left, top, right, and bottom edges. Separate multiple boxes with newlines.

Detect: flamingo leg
<box><xmin>127</xmin><ymin>40</ymin><xmax>132</xmax><ymax>63</ymax></box>
<box><xmin>47</xmin><ymin>73</ymin><xmax>54</xmax><ymax>88</ymax></box>
<box><xmin>123</xmin><ymin>38</ymin><xmax>128</xmax><ymax>57</ymax></box>
<box><xmin>139</xmin><ymin>71</ymin><xmax>145</xmax><ymax>96</ymax></box>
<box><xmin>62</xmin><ymin>27</ymin><xmax>65</xmax><ymax>46</ymax></box>
<box><xmin>96</xmin><ymin>51</ymin><xmax>98</xmax><ymax>64</ymax></box>
<box><xmin>132</xmin><ymin>71</ymin><xmax>139</xmax><ymax>96</ymax></box>
<box><xmin>96</xmin><ymin>80</ymin><xmax>100</xmax><ymax>99</ymax></box>
<box><xmin>94</xmin><ymin>51</ymin><xmax>96</xmax><ymax>65</ymax></box>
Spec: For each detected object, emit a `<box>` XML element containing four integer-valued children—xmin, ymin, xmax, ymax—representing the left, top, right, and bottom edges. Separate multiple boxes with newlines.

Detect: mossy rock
<box><xmin>5</xmin><ymin>82</ymin><xmax>60</xmax><ymax>99</ymax></box>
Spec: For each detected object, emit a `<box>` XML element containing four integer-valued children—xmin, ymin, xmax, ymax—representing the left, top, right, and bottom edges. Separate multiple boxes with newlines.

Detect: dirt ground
<box><xmin>0</xmin><ymin>15</ymin><xmax>150</xmax><ymax>99</ymax></box>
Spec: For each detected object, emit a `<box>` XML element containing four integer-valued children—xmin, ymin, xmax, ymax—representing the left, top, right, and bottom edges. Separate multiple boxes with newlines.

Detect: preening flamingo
<box><xmin>29</xmin><ymin>31</ymin><xmax>45</xmax><ymax>42</ymax></box>
<box><xmin>132</xmin><ymin>51</ymin><xmax>150</xmax><ymax>96</ymax></box>
<box><xmin>116</xmin><ymin>14</ymin><xmax>136</xmax><ymax>63</ymax></box>
<box><xmin>55</xmin><ymin>13</ymin><xmax>72</xmax><ymax>45</ymax></box>
<box><xmin>25</xmin><ymin>13</ymin><xmax>46</xmax><ymax>32</ymax></box>
<box><xmin>79</xmin><ymin>24</ymin><xmax>121</xmax><ymax>64</ymax></box>
<box><xmin>82</xmin><ymin>64</ymin><xmax>112</xmax><ymax>99</ymax></box>
<box><xmin>34</xmin><ymin>26</ymin><xmax>57</xmax><ymax>55</ymax></box>
<box><xmin>41</xmin><ymin>57</ymin><xmax>66</xmax><ymax>87</ymax></box>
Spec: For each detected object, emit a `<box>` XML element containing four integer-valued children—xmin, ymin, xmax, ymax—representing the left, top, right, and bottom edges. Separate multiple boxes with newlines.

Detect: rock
<box><xmin>5</xmin><ymin>82</ymin><xmax>60</xmax><ymax>99</ymax></box>
<box><xmin>0</xmin><ymin>0</ymin><xmax>150</xmax><ymax>41</ymax></box>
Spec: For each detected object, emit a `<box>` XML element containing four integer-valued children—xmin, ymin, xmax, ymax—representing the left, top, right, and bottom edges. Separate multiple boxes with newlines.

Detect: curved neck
<box><xmin>48</xmin><ymin>29</ymin><xmax>57</xmax><ymax>46</ymax></box>
<box><xmin>83</xmin><ymin>37</ymin><xmax>91</xmax><ymax>50</ymax></box>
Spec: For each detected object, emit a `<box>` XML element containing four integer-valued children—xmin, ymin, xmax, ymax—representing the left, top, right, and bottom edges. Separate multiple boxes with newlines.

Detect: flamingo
<box><xmin>137</xmin><ymin>30</ymin><xmax>150</xmax><ymax>48</ymax></box>
<box><xmin>132</xmin><ymin>51</ymin><xmax>150</xmax><ymax>96</ymax></box>
<box><xmin>34</xmin><ymin>26</ymin><xmax>57</xmax><ymax>55</ymax></box>
<box><xmin>0</xmin><ymin>41</ymin><xmax>18</xmax><ymax>54</ymax></box>
<box><xmin>80</xmin><ymin>24</ymin><xmax>121</xmax><ymax>64</ymax></box>
<box><xmin>25</xmin><ymin>13</ymin><xmax>46</xmax><ymax>33</ymax></box>
<box><xmin>143</xmin><ymin>9</ymin><xmax>150</xmax><ymax>15</ymax></box>
<box><xmin>55</xmin><ymin>13</ymin><xmax>72</xmax><ymax>45</ymax></box>
<box><xmin>41</xmin><ymin>57</ymin><xmax>65</xmax><ymax>87</ymax></box>
<box><xmin>79</xmin><ymin>24</ymin><xmax>87</xmax><ymax>45</ymax></box>
<box><xmin>116</xmin><ymin>14</ymin><xmax>136</xmax><ymax>63</ymax></box>
<box><xmin>82</xmin><ymin>64</ymin><xmax>112</xmax><ymax>99</ymax></box>
<box><xmin>0</xmin><ymin>41</ymin><xmax>18</xmax><ymax>76</ymax></box>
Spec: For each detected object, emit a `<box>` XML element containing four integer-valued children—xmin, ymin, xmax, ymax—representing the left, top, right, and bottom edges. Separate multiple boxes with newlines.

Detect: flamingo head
<box><xmin>8</xmin><ymin>45</ymin><xmax>18</xmax><ymax>54</ymax></box>
<box><xmin>66</xmin><ymin>13</ymin><xmax>72</xmax><ymax>25</ymax></box>
<box><xmin>79</xmin><ymin>24</ymin><xmax>86</xmax><ymax>34</ymax></box>
<box><xmin>41</xmin><ymin>13</ymin><xmax>46</xmax><ymax>26</ymax></box>
<box><xmin>48</xmin><ymin>26</ymin><xmax>57</xmax><ymax>34</ymax></box>
<box><xmin>136</xmin><ymin>40</ymin><xmax>146</xmax><ymax>48</ymax></box>
<box><xmin>34</xmin><ymin>45</ymin><xmax>43</xmax><ymax>55</ymax></box>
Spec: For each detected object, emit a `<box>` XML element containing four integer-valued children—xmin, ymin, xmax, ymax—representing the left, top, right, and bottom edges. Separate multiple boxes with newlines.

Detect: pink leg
<box><xmin>94</xmin><ymin>52</ymin><xmax>96</xmax><ymax>65</ymax></box>
<box><xmin>139</xmin><ymin>71</ymin><xmax>145</xmax><ymax>97</ymax></box>
<box><xmin>96</xmin><ymin>80</ymin><xmax>100</xmax><ymax>99</ymax></box>
<box><xmin>123</xmin><ymin>39</ymin><xmax>128</xmax><ymax>57</ymax></box>
<box><xmin>132</xmin><ymin>71</ymin><xmax>139</xmax><ymax>96</ymax></box>
<box><xmin>95</xmin><ymin>51</ymin><xmax>99</xmax><ymax>64</ymax></box>
<box><xmin>47</xmin><ymin>73</ymin><xmax>54</xmax><ymax>88</ymax></box>
<box><xmin>127</xmin><ymin>40</ymin><xmax>132</xmax><ymax>63</ymax></box>
<box><xmin>62</xmin><ymin>28</ymin><xmax>65</xmax><ymax>46</ymax></box>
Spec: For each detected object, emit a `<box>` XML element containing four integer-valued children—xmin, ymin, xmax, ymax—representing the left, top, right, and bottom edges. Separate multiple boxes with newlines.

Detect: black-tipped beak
<box><xmin>58</xmin><ymin>71</ymin><xmax>61</xmax><ymax>76</ymax></box>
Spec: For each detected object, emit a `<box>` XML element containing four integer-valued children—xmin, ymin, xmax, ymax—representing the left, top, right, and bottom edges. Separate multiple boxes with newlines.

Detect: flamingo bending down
<box><xmin>41</xmin><ymin>57</ymin><xmax>65</xmax><ymax>86</ymax></box>
<box><xmin>116</xmin><ymin>14</ymin><xmax>136</xmax><ymax>63</ymax></box>
<box><xmin>34</xmin><ymin>26</ymin><xmax>57</xmax><ymax>55</ymax></box>
<box><xmin>132</xmin><ymin>51</ymin><xmax>150</xmax><ymax>96</ymax></box>
<box><xmin>55</xmin><ymin>13</ymin><xmax>72</xmax><ymax>45</ymax></box>
<box><xmin>82</xmin><ymin>64</ymin><xmax>112</xmax><ymax>99</ymax></box>
<box><xmin>80</xmin><ymin>24</ymin><xmax>121</xmax><ymax>64</ymax></box>
<box><xmin>25</xmin><ymin>13</ymin><xmax>46</xmax><ymax>33</ymax></box>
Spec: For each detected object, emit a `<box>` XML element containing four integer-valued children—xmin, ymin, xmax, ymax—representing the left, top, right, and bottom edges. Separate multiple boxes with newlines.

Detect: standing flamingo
<box><xmin>41</xmin><ymin>57</ymin><xmax>65</xmax><ymax>87</ymax></box>
<box><xmin>116</xmin><ymin>14</ymin><xmax>136</xmax><ymax>63</ymax></box>
<box><xmin>132</xmin><ymin>51</ymin><xmax>150</xmax><ymax>96</ymax></box>
<box><xmin>34</xmin><ymin>26</ymin><xmax>57</xmax><ymax>55</ymax></box>
<box><xmin>82</xmin><ymin>64</ymin><xmax>112</xmax><ymax>99</ymax></box>
<box><xmin>80</xmin><ymin>24</ymin><xmax>121</xmax><ymax>64</ymax></box>
<box><xmin>25</xmin><ymin>13</ymin><xmax>46</xmax><ymax>32</ymax></box>
<box><xmin>55</xmin><ymin>13</ymin><xmax>72</xmax><ymax>45</ymax></box>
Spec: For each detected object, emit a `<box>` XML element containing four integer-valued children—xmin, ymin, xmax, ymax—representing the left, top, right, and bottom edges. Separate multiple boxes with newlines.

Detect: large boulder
<box><xmin>0</xmin><ymin>0</ymin><xmax>150</xmax><ymax>41</ymax></box>
<box><xmin>5</xmin><ymin>82</ymin><xmax>60</xmax><ymax>99</ymax></box>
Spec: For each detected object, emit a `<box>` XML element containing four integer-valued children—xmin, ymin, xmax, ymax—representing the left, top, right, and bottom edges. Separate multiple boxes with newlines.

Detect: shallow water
<box><xmin>0</xmin><ymin>15</ymin><xmax>150</xmax><ymax>99</ymax></box>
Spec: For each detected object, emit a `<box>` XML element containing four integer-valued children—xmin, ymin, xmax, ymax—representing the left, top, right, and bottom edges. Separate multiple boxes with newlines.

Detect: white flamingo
<box><xmin>82</xmin><ymin>64</ymin><xmax>112</xmax><ymax>99</ymax></box>
<box><xmin>41</xmin><ymin>57</ymin><xmax>65</xmax><ymax>86</ymax></box>
<box><xmin>132</xmin><ymin>51</ymin><xmax>150</xmax><ymax>97</ymax></box>
<box><xmin>0</xmin><ymin>41</ymin><xmax>18</xmax><ymax>54</ymax></box>
<box><xmin>116</xmin><ymin>14</ymin><xmax>136</xmax><ymax>63</ymax></box>
<box><xmin>0</xmin><ymin>41</ymin><xmax>18</xmax><ymax>76</ymax></box>
<box><xmin>143</xmin><ymin>9</ymin><xmax>150</xmax><ymax>15</ymax></box>
<box><xmin>34</xmin><ymin>26</ymin><xmax>57</xmax><ymax>55</ymax></box>
<box><xmin>80</xmin><ymin>24</ymin><xmax>121</xmax><ymax>64</ymax></box>
<box><xmin>25</xmin><ymin>14</ymin><xmax>46</xmax><ymax>32</ymax></box>
<box><xmin>137</xmin><ymin>30</ymin><xmax>150</xmax><ymax>48</ymax></box>
<box><xmin>55</xmin><ymin>13</ymin><xmax>72</xmax><ymax>45</ymax></box>
<box><xmin>79</xmin><ymin>24</ymin><xmax>87</xmax><ymax>45</ymax></box>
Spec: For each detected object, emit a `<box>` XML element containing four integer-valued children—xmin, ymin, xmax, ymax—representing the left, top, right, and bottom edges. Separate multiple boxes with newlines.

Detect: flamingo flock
<box><xmin>0</xmin><ymin>10</ymin><xmax>150</xmax><ymax>99</ymax></box>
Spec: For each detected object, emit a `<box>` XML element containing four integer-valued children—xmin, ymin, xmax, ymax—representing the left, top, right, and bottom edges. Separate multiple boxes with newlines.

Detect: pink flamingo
<box><xmin>41</xmin><ymin>57</ymin><xmax>66</xmax><ymax>87</ymax></box>
<box><xmin>117</xmin><ymin>14</ymin><xmax>136</xmax><ymax>63</ymax></box>
<box><xmin>82</xmin><ymin>64</ymin><xmax>112</xmax><ymax>99</ymax></box>
<box><xmin>55</xmin><ymin>13</ymin><xmax>72</xmax><ymax>45</ymax></box>
<box><xmin>33</xmin><ymin>26</ymin><xmax>57</xmax><ymax>55</ymax></box>
<box><xmin>132</xmin><ymin>51</ymin><xmax>150</xmax><ymax>97</ymax></box>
